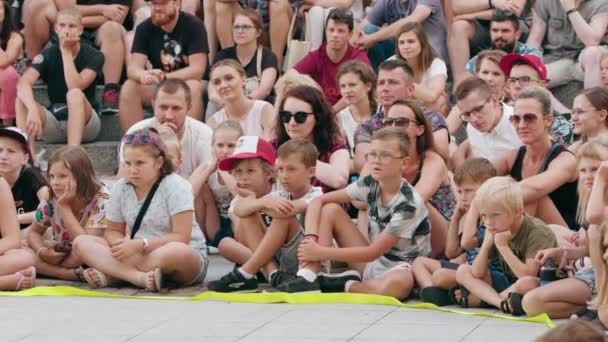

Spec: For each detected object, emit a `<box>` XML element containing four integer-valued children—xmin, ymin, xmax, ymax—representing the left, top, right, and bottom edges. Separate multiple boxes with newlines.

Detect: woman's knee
<box><xmin>515</xmin><ymin>276</ymin><xmax>540</xmax><ymax>294</ymax></box>
<box><xmin>4</xmin><ymin>248</ymin><xmax>36</xmax><ymax>270</ymax></box>
<box><xmin>455</xmin><ymin>263</ymin><xmax>472</xmax><ymax>283</ymax></box>
<box><xmin>521</xmin><ymin>286</ymin><xmax>545</xmax><ymax>316</ymax></box>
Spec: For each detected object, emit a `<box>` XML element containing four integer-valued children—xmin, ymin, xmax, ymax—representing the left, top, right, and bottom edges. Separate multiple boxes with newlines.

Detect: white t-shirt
<box><xmin>386</xmin><ymin>57</ymin><xmax>447</xmax><ymax>86</ymax></box>
<box><xmin>120</xmin><ymin>117</ymin><xmax>213</xmax><ymax>178</ymax></box>
<box><xmin>106</xmin><ymin>174</ymin><xmax>206</xmax><ymax>252</ymax></box>
<box><xmin>466</xmin><ymin>104</ymin><xmax>523</xmax><ymax>160</ymax></box>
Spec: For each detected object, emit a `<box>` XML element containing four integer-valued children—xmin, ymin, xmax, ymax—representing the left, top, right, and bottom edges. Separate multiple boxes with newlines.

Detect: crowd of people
<box><xmin>1</xmin><ymin>0</ymin><xmax>608</xmax><ymax>334</ymax></box>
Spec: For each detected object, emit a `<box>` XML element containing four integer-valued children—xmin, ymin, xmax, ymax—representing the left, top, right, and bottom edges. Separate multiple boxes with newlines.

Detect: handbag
<box><xmin>244</xmin><ymin>46</ymin><xmax>263</xmax><ymax>96</ymax></box>
<box><xmin>130</xmin><ymin>176</ymin><xmax>165</xmax><ymax>239</ymax></box>
<box><xmin>283</xmin><ymin>12</ymin><xmax>311</xmax><ymax>72</ymax></box>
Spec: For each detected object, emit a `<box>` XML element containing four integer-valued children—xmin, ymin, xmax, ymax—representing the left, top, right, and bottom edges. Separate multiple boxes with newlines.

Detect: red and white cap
<box><xmin>218</xmin><ymin>136</ymin><xmax>276</xmax><ymax>171</ymax></box>
<box><xmin>499</xmin><ymin>53</ymin><xmax>548</xmax><ymax>81</ymax></box>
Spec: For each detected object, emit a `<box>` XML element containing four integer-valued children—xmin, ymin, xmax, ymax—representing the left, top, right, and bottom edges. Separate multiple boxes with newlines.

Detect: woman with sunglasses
<box><xmin>208</xmin><ymin>59</ymin><xmax>275</xmax><ymax>140</ymax></box>
<box><xmin>392</xmin><ymin>22</ymin><xmax>448</xmax><ymax>116</ymax></box>
<box><xmin>275</xmin><ymin>85</ymin><xmax>350</xmax><ymax>192</ymax></box>
<box><xmin>569</xmin><ymin>87</ymin><xmax>608</xmax><ymax>154</ymax></box>
<box><xmin>74</xmin><ymin>129</ymin><xmax>208</xmax><ymax>291</ymax></box>
<box><xmin>447</xmin><ymin>50</ymin><xmax>507</xmax><ymax>135</ymax></box>
<box><xmin>208</xmin><ymin>9</ymin><xmax>278</xmax><ymax>112</ymax></box>
<box><xmin>493</xmin><ymin>87</ymin><xmax>579</xmax><ymax>230</ymax></box>
<box><xmin>383</xmin><ymin>99</ymin><xmax>455</xmax><ymax>256</ymax></box>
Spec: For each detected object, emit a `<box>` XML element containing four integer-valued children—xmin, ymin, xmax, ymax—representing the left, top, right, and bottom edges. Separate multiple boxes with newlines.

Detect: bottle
<box><xmin>539</xmin><ymin>257</ymin><xmax>558</xmax><ymax>286</ymax></box>
<box><xmin>36</xmin><ymin>148</ymin><xmax>48</xmax><ymax>172</ymax></box>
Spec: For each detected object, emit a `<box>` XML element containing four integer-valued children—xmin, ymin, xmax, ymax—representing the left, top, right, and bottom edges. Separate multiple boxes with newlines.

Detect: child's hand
<box><xmin>264</xmin><ymin>196</ymin><xmax>294</xmax><ymax>216</ymax></box>
<box><xmin>454</xmin><ymin>201</ymin><xmax>469</xmax><ymax>217</ymax></box>
<box><xmin>493</xmin><ymin>230</ymin><xmax>513</xmax><ymax>247</ymax></box>
<box><xmin>111</xmin><ymin>239</ymin><xmax>142</xmax><ymax>261</ymax></box>
<box><xmin>482</xmin><ymin>229</ymin><xmax>495</xmax><ymax>248</ymax></box>
<box><xmin>40</xmin><ymin>247</ymin><xmax>67</xmax><ymax>265</ymax></box>
<box><xmin>535</xmin><ymin>247</ymin><xmax>564</xmax><ymax>265</ymax></box>
<box><xmin>597</xmin><ymin>161</ymin><xmax>608</xmax><ymax>180</ymax></box>
<box><xmin>57</xmin><ymin>179</ymin><xmax>77</xmax><ymax>207</ymax></box>
<box><xmin>298</xmin><ymin>239</ymin><xmax>324</xmax><ymax>262</ymax></box>
<box><xmin>351</xmin><ymin>200</ymin><xmax>368</xmax><ymax>210</ymax></box>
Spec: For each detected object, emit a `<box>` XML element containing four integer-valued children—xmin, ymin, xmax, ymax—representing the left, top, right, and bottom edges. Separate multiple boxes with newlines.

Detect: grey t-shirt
<box><xmin>366</xmin><ymin>0</ymin><xmax>447</xmax><ymax>62</ymax></box>
<box><xmin>270</xmin><ymin>185</ymin><xmax>323</xmax><ymax>227</ymax></box>
<box><xmin>345</xmin><ymin>175</ymin><xmax>431</xmax><ymax>263</ymax></box>
<box><xmin>107</xmin><ymin>174</ymin><xmax>206</xmax><ymax>252</ymax></box>
<box><xmin>534</xmin><ymin>0</ymin><xmax>608</xmax><ymax>63</ymax></box>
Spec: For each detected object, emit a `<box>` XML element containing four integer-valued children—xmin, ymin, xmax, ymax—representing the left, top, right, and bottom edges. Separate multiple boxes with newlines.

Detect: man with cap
<box><xmin>499</xmin><ymin>53</ymin><xmax>574</xmax><ymax>146</ymax></box>
<box><xmin>0</xmin><ymin>127</ymin><xmax>47</xmax><ymax>235</ymax></box>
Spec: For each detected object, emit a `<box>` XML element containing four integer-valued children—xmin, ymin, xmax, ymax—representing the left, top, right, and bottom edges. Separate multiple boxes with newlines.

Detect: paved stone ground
<box><xmin>5</xmin><ymin>255</ymin><xmax>556</xmax><ymax>342</ymax></box>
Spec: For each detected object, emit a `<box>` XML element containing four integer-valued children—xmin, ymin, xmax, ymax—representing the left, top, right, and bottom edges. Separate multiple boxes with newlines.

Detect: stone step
<box><xmin>36</xmin><ymin>140</ymin><xmax>119</xmax><ymax>174</ymax></box>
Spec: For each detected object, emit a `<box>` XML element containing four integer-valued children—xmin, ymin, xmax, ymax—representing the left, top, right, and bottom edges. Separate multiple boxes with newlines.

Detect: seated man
<box><xmin>353</xmin><ymin>0</ymin><xmax>447</xmax><ymax>71</ymax></box>
<box><xmin>452</xmin><ymin>78</ymin><xmax>522</xmax><ymax>170</ymax></box>
<box><xmin>448</xmin><ymin>0</ymin><xmax>529</xmax><ymax>87</ymax></box>
<box><xmin>463</xmin><ymin>10</ymin><xmax>541</xmax><ymax>81</ymax></box>
<box><xmin>284</xmin><ymin>8</ymin><xmax>370</xmax><ymax>113</ymax></box>
<box><xmin>526</xmin><ymin>0</ymin><xmax>608</xmax><ymax>89</ymax></box>
<box><xmin>16</xmin><ymin>7</ymin><xmax>104</xmax><ymax>164</ymax></box>
<box><xmin>23</xmin><ymin>0</ymin><xmax>129</xmax><ymax>114</ymax></box>
<box><xmin>119</xmin><ymin>0</ymin><xmax>208</xmax><ymax>132</ymax></box>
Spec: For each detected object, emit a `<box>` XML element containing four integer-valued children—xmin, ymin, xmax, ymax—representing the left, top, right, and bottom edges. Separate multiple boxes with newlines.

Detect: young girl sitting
<box><xmin>0</xmin><ymin>177</ymin><xmax>36</xmax><ymax>290</ymax></box>
<box><xmin>73</xmin><ymin>129</ymin><xmax>208</xmax><ymax>291</ymax></box>
<box><xmin>28</xmin><ymin>146</ymin><xmax>110</xmax><ymax>281</ymax></box>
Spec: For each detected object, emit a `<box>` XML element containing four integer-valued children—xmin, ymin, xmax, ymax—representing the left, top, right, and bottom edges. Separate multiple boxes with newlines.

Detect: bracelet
<box><xmin>566</xmin><ymin>8</ymin><xmax>577</xmax><ymax>16</ymax></box>
<box><xmin>36</xmin><ymin>246</ymin><xmax>47</xmax><ymax>258</ymax></box>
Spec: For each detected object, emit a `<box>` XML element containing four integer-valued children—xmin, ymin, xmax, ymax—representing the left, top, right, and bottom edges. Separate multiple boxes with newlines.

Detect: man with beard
<box><xmin>463</xmin><ymin>10</ymin><xmax>541</xmax><ymax>78</ymax></box>
<box><xmin>119</xmin><ymin>0</ymin><xmax>208</xmax><ymax>132</ymax></box>
<box><xmin>282</xmin><ymin>8</ymin><xmax>370</xmax><ymax>113</ymax></box>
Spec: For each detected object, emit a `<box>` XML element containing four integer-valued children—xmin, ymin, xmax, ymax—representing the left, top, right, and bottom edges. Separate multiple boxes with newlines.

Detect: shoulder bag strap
<box><xmin>130</xmin><ymin>175</ymin><xmax>165</xmax><ymax>239</ymax></box>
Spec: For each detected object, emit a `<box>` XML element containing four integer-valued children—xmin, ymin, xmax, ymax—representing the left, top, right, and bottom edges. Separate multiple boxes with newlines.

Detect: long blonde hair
<box><xmin>576</xmin><ymin>135</ymin><xmax>608</xmax><ymax>225</ymax></box>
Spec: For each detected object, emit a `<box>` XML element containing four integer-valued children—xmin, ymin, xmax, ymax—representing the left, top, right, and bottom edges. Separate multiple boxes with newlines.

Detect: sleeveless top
<box><xmin>411</xmin><ymin>154</ymin><xmax>456</xmax><ymax>221</ymax></box>
<box><xmin>509</xmin><ymin>143</ymin><xmax>579</xmax><ymax>230</ymax></box>
<box><xmin>337</xmin><ymin>107</ymin><xmax>360</xmax><ymax>155</ymax></box>
<box><xmin>211</xmin><ymin>100</ymin><xmax>267</xmax><ymax>137</ymax></box>
<box><xmin>208</xmin><ymin>171</ymin><xmax>233</xmax><ymax>219</ymax></box>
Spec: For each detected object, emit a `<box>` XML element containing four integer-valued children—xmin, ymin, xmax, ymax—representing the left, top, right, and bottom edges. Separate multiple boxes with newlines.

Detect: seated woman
<box><xmin>208</xmin><ymin>9</ymin><xmax>279</xmax><ymax>112</ymax></box>
<box><xmin>447</xmin><ymin>50</ymin><xmax>507</xmax><ymax>135</ymax></box>
<box><xmin>0</xmin><ymin>177</ymin><xmax>36</xmax><ymax>290</ymax></box>
<box><xmin>74</xmin><ymin>129</ymin><xmax>207</xmax><ymax>291</ymax></box>
<box><xmin>391</xmin><ymin>22</ymin><xmax>448</xmax><ymax>116</ymax></box>
<box><xmin>384</xmin><ymin>99</ymin><xmax>456</xmax><ymax>257</ymax></box>
<box><xmin>208</xmin><ymin>60</ymin><xmax>275</xmax><ymax>140</ymax></box>
<box><xmin>336</xmin><ymin>60</ymin><xmax>376</xmax><ymax>157</ymax></box>
<box><xmin>28</xmin><ymin>146</ymin><xmax>110</xmax><ymax>281</ymax></box>
<box><xmin>569</xmin><ymin>87</ymin><xmax>608</xmax><ymax>154</ymax></box>
<box><xmin>275</xmin><ymin>85</ymin><xmax>350</xmax><ymax>192</ymax></box>
<box><xmin>493</xmin><ymin>87</ymin><xmax>578</xmax><ymax>230</ymax></box>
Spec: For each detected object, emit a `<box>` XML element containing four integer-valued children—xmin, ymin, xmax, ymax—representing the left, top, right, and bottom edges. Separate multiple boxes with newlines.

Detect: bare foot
<box><xmin>15</xmin><ymin>266</ymin><xmax>36</xmax><ymax>290</ymax></box>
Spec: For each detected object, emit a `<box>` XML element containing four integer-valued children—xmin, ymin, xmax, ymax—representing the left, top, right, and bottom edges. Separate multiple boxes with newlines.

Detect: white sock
<box><xmin>237</xmin><ymin>267</ymin><xmax>253</xmax><ymax>279</ymax></box>
<box><xmin>345</xmin><ymin>280</ymin><xmax>359</xmax><ymax>293</ymax></box>
<box><xmin>269</xmin><ymin>270</ymin><xmax>277</xmax><ymax>282</ymax></box>
<box><xmin>297</xmin><ymin>268</ymin><xmax>317</xmax><ymax>282</ymax></box>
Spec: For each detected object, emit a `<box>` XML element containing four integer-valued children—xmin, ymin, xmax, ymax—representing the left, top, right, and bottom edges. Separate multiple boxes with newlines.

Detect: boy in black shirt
<box><xmin>119</xmin><ymin>0</ymin><xmax>208</xmax><ymax>132</ymax></box>
<box><xmin>0</xmin><ymin>127</ymin><xmax>47</xmax><ymax>235</ymax></box>
<box><xmin>16</xmin><ymin>6</ymin><xmax>104</xmax><ymax>165</ymax></box>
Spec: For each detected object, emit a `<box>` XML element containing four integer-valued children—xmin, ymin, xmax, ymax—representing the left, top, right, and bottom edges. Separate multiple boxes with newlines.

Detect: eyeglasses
<box><xmin>460</xmin><ymin>97</ymin><xmax>491</xmax><ymax>122</ymax></box>
<box><xmin>278</xmin><ymin>110</ymin><xmax>313</xmax><ymax>124</ymax></box>
<box><xmin>509</xmin><ymin>113</ymin><xmax>540</xmax><ymax>125</ymax></box>
<box><xmin>381</xmin><ymin>117</ymin><xmax>416</xmax><ymax>128</ymax></box>
<box><xmin>572</xmin><ymin>108</ymin><xmax>597</xmax><ymax>116</ymax></box>
<box><xmin>507</xmin><ymin>76</ymin><xmax>543</xmax><ymax>85</ymax></box>
<box><xmin>365</xmin><ymin>151</ymin><xmax>405</xmax><ymax>164</ymax></box>
<box><xmin>123</xmin><ymin>133</ymin><xmax>165</xmax><ymax>156</ymax></box>
<box><xmin>233</xmin><ymin>24</ymin><xmax>256</xmax><ymax>32</ymax></box>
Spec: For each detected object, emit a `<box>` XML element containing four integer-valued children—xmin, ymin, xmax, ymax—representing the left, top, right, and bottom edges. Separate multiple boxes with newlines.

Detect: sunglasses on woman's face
<box><xmin>509</xmin><ymin>113</ymin><xmax>540</xmax><ymax>125</ymax></box>
<box><xmin>381</xmin><ymin>117</ymin><xmax>415</xmax><ymax>128</ymax></box>
<box><xmin>278</xmin><ymin>110</ymin><xmax>313</xmax><ymax>124</ymax></box>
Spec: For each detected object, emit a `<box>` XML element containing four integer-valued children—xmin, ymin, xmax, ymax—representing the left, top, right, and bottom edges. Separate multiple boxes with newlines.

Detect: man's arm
<box><xmin>127</xmin><ymin>53</ymin><xmax>151</xmax><ymax>82</ymax></box>
<box><xmin>16</xmin><ymin>68</ymin><xmax>41</xmax><ymax>113</ymax></box>
<box><xmin>567</xmin><ymin>9</ymin><xmax>608</xmax><ymax>47</ymax></box>
<box><xmin>526</xmin><ymin>11</ymin><xmax>547</xmax><ymax>50</ymax></box>
<box><xmin>365</xmin><ymin>5</ymin><xmax>431</xmax><ymax>45</ymax></box>
<box><xmin>165</xmin><ymin>53</ymin><xmax>207</xmax><ymax>80</ymax></box>
<box><xmin>62</xmin><ymin>54</ymin><xmax>99</xmax><ymax>90</ymax></box>
<box><xmin>453</xmin><ymin>0</ymin><xmax>525</xmax><ymax>16</ymax></box>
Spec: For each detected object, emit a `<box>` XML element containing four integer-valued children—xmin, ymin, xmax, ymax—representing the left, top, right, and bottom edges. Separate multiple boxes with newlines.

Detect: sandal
<box><xmin>420</xmin><ymin>287</ymin><xmax>453</xmax><ymax>306</ymax></box>
<box><xmin>142</xmin><ymin>268</ymin><xmax>162</xmax><ymax>292</ymax></box>
<box><xmin>15</xmin><ymin>266</ymin><xmax>36</xmax><ymax>290</ymax></box>
<box><xmin>500</xmin><ymin>292</ymin><xmax>526</xmax><ymax>316</ymax></box>
<box><xmin>450</xmin><ymin>286</ymin><xmax>491</xmax><ymax>309</ymax></box>
<box><xmin>74</xmin><ymin>266</ymin><xmax>86</xmax><ymax>282</ymax></box>
<box><xmin>82</xmin><ymin>268</ymin><xmax>109</xmax><ymax>289</ymax></box>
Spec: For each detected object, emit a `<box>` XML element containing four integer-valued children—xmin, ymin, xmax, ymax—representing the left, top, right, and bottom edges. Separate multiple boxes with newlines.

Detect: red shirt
<box><xmin>294</xmin><ymin>44</ymin><xmax>370</xmax><ymax>105</ymax></box>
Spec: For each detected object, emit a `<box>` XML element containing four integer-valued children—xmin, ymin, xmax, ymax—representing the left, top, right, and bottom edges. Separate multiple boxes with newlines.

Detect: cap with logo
<box><xmin>218</xmin><ymin>136</ymin><xmax>276</xmax><ymax>171</ymax></box>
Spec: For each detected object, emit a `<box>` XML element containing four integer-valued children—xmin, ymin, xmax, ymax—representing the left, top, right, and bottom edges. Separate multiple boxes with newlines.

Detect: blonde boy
<box><xmin>455</xmin><ymin>176</ymin><xmax>558</xmax><ymax>316</ymax></box>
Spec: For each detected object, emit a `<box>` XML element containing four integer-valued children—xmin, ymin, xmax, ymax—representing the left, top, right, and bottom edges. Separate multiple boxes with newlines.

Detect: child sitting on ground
<box><xmin>455</xmin><ymin>176</ymin><xmax>558</xmax><ymax>316</ymax></box>
<box><xmin>412</xmin><ymin>158</ymin><xmax>498</xmax><ymax>306</ymax></box>
<box><xmin>208</xmin><ymin>139</ymin><xmax>323</xmax><ymax>292</ymax></box>
<box><xmin>277</xmin><ymin>128</ymin><xmax>431</xmax><ymax>299</ymax></box>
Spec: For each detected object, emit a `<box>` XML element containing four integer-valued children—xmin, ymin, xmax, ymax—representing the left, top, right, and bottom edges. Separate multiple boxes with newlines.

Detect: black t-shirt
<box><xmin>215</xmin><ymin>46</ymin><xmax>278</xmax><ymax>102</ymax></box>
<box><xmin>132</xmin><ymin>11</ymin><xmax>208</xmax><ymax>72</ymax></box>
<box><xmin>30</xmin><ymin>44</ymin><xmax>104</xmax><ymax>105</ymax></box>
<box><xmin>12</xmin><ymin>167</ymin><xmax>47</xmax><ymax>230</ymax></box>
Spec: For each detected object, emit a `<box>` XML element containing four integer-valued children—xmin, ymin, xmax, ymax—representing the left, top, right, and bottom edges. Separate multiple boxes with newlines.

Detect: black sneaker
<box><xmin>571</xmin><ymin>308</ymin><xmax>598</xmax><ymax>321</ymax></box>
<box><xmin>270</xmin><ymin>270</ymin><xmax>296</xmax><ymax>288</ymax></box>
<box><xmin>100</xmin><ymin>84</ymin><xmax>119</xmax><ymax>115</ymax></box>
<box><xmin>207</xmin><ymin>269</ymin><xmax>258</xmax><ymax>293</ymax></box>
<box><xmin>318</xmin><ymin>270</ymin><xmax>361</xmax><ymax>293</ymax></box>
<box><xmin>275</xmin><ymin>276</ymin><xmax>320</xmax><ymax>293</ymax></box>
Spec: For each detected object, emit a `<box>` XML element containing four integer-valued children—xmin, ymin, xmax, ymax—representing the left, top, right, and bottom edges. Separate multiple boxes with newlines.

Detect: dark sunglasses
<box><xmin>381</xmin><ymin>117</ymin><xmax>415</xmax><ymax>128</ymax></box>
<box><xmin>509</xmin><ymin>113</ymin><xmax>539</xmax><ymax>125</ymax></box>
<box><xmin>123</xmin><ymin>133</ymin><xmax>165</xmax><ymax>156</ymax></box>
<box><xmin>278</xmin><ymin>110</ymin><xmax>313</xmax><ymax>124</ymax></box>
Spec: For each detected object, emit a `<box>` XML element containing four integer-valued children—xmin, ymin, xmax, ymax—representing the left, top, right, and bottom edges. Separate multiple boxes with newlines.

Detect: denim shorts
<box><xmin>574</xmin><ymin>267</ymin><xmax>596</xmax><ymax>296</ymax></box>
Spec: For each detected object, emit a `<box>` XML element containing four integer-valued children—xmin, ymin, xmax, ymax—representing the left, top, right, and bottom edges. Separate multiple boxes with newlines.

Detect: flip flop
<box><xmin>420</xmin><ymin>287</ymin><xmax>453</xmax><ymax>306</ymax></box>
<box><xmin>82</xmin><ymin>268</ymin><xmax>109</xmax><ymax>289</ymax></box>
<box><xmin>143</xmin><ymin>268</ymin><xmax>162</xmax><ymax>292</ymax></box>
<box><xmin>15</xmin><ymin>266</ymin><xmax>36</xmax><ymax>290</ymax></box>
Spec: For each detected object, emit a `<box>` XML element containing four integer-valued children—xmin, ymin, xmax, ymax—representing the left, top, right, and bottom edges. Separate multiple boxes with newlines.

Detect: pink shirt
<box><xmin>294</xmin><ymin>44</ymin><xmax>370</xmax><ymax>105</ymax></box>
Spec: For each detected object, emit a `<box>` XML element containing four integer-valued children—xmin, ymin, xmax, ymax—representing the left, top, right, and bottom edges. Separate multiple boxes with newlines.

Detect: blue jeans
<box><xmin>363</xmin><ymin>24</ymin><xmax>395</xmax><ymax>72</ymax></box>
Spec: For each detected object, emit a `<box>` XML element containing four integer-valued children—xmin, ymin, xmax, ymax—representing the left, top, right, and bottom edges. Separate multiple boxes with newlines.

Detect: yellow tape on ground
<box><xmin>0</xmin><ymin>286</ymin><xmax>554</xmax><ymax>328</ymax></box>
